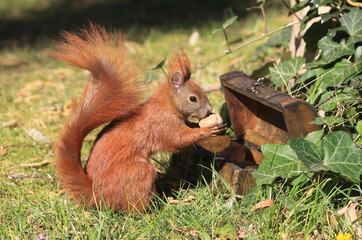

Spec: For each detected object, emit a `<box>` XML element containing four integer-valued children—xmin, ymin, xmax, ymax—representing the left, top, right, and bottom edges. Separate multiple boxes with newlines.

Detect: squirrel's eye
<box><xmin>189</xmin><ymin>96</ymin><xmax>197</xmax><ymax>102</ymax></box>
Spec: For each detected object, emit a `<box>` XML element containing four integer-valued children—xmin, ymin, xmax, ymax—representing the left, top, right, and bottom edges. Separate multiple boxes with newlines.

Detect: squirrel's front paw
<box><xmin>198</xmin><ymin>113</ymin><xmax>226</xmax><ymax>136</ymax></box>
<box><xmin>207</xmin><ymin>123</ymin><xmax>227</xmax><ymax>136</ymax></box>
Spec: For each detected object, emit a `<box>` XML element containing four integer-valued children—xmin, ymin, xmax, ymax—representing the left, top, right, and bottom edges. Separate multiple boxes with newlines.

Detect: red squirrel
<box><xmin>54</xmin><ymin>24</ymin><xmax>226</xmax><ymax>212</ymax></box>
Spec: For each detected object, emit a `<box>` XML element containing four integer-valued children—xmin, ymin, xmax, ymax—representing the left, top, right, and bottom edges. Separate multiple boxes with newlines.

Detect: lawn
<box><xmin>1</xmin><ymin>0</ymin><xmax>360</xmax><ymax>239</ymax></box>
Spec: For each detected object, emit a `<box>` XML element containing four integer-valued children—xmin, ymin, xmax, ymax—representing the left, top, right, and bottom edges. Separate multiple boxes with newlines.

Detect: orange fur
<box><xmin>55</xmin><ymin>24</ymin><xmax>225</xmax><ymax>212</ymax></box>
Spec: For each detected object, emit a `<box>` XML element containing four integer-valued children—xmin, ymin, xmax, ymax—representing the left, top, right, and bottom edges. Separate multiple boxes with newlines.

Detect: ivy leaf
<box><xmin>316</xmin><ymin>58</ymin><xmax>362</xmax><ymax>91</ymax></box>
<box><xmin>304</xmin><ymin>130</ymin><xmax>324</xmax><ymax>145</ymax></box>
<box><xmin>318</xmin><ymin>36</ymin><xmax>354</xmax><ymax>63</ymax></box>
<box><xmin>269</xmin><ymin>57</ymin><xmax>305</xmax><ymax>87</ymax></box>
<box><xmin>253</xmin><ymin>143</ymin><xmax>307</xmax><ymax>185</ymax></box>
<box><xmin>341</xmin><ymin>9</ymin><xmax>362</xmax><ymax>43</ymax></box>
<box><xmin>321</xmin><ymin>11</ymin><xmax>340</xmax><ymax>23</ymax></box>
<box><xmin>289</xmin><ymin>139</ymin><xmax>327</xmax><ymax>171</ymax></box>
<box><xmin>317</xmin><ymin>92</ymin><xmax>353</xmax><ymax>112</ymax></box>
<box><xmin>310</xmin><ymin>116</ymin><xmax>344</xmax><ymax>126</ymax></box>
<box><xmin>327</xmin><ymin>27</ymin><xmax>344</xmax><ymax>38</ymax></box>
<box><xmin>222</xmin><ymin>16</ymin><xmax>238</xmax><ymax>30</ymax></box>
<box><xmin>291</xmin><ymin>0</ymin><xmax>309</xmax><ymax>13</ymax></box>
<box><xmin>290</xmin><ymin>132</ymin><xmax>362</xmax><ymax>183</ymax></box>
<box><xmin>357</xmin><ymin>121</ymin><xmax>362</xmax><ymax>136</ymax></box>
<box><xmin>321</xmin><ymin>131</ymin><xmax>362</xmax><ymax>183</ymax></box>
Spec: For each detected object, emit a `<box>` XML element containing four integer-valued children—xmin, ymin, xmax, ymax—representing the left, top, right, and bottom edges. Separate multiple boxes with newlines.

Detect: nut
<box><xmin>199</xmin><ymin>113</ymin><xmax>223</xmax><ymax>128</ymax></box>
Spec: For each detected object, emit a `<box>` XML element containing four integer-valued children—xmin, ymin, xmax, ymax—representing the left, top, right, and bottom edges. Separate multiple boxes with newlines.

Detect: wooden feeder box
<box><xmin>216</xmin><ymin>71</ymin><xmax>320</xmax><ymax>194</ymax></box>
<box><xmin>171</xmin><ymin>71</ymin><xmax>320</xmax><ymax>195</ymax></box>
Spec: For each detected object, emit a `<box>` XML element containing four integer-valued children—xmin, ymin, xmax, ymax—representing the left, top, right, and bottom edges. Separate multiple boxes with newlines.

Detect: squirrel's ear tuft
<box><xmin>168</xmin><ymin>47</ymin><xmax>191</xmax><ymax>82</ymax></box>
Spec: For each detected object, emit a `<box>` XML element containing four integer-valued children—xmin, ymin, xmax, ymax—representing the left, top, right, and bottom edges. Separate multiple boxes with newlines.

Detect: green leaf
<box><xmin>327</xmin><ymin>27</ymin><xmax>344</xmax><ymax>38</ymax></box>
<box><xmin>318</xmin><ymin>36</ymin><xmax>354</xmax><ymax>63</ymax></box>
<box><xmin>253</xmin><ymin>143</ymin><xmax>307</xmax><ymax>185</ymax></box>
<box><xmin>321</xmin><ymin>131</ymin><xmax>362</xmax><ymax>183</ymax></box>
<box><xmin>212</xmin><ymin>28</ymin><xmax>223</xmax><ymax>34</ymax></box>
<box><xmin>215</xmin><ymin>223</ymin><xmax>236</xmax><ymax>240</ymax></box>
<box><xmin>289</xmin><ymin>138</ymin><xmax>327</xmax><ymax>171</ymax></box>
<box><xmin>304</xmin><ymin>130</ymin><xmax>324</xmax><ymax>145</ymax></box>
<box><xmin>321</xmin><ymin>11</ymin><xmax>340</xmax><ymax>23</ymax></box>
<box><xmin>356</xmin><ymin>46</ymin><xmax>362</xmax><ymax>59</ymax></box>
<box><xmin>291</xmin><ymin>0</ymin><xmax>309</xmax><ymax>13</ymax></box>
<box><xmin>222</xmin><ymin>16</ymin><xmax>238</xmax><ymax>30</ymax></box>
<box><xmin>341</xmin><ymin>9</ymin><xmax>362</xmax><ymax>43</ymax></box>
<box><xmin>151</xmin><ymin>55</ymin><xmax>167</xmax><ymax>70</ymax></box>
<box><xmin>247</xmin><ymin>0</ymin><xmax>274</xmax><ymax>10</ymax></box>
<box><xmin>317</xmin><ymin>92</ymin><xmax>353</xmax><ymax>112</ymax></box>
<box><xmin>290</xmin><ymin>132</ymin><xmax>362</xmax><ymax>183</ymax></box>
<box><xmin>356</xmin><ymin>121</ymin><xmax>362</xmax><ymax>136</ymax></box>
<box><xmin>269</xmin><ymin>57</ymin><xmax>305</xmax><ymax>87</ymax></box>
<box><xmin>313</xmin><ymin>59</ymin><xmax>362</xmax><ymax>91</ymax></box>
<box><xmin>310</xmin><ymin>116</ymin><xmax>344</xmax><ymax>126</ymax></box>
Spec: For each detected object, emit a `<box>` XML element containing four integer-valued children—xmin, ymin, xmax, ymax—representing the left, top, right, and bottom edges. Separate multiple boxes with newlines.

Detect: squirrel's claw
<box><xmin>208</xmin><ymin>123</ymin><xmax>227</xmax><ymax>135</ymax></box>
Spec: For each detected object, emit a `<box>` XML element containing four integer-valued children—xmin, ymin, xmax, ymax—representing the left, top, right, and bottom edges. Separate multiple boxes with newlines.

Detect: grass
<box><xmin>1</xmin><ymin>0</ymin><xmax>360</xmax><ymax>239</ymax></box>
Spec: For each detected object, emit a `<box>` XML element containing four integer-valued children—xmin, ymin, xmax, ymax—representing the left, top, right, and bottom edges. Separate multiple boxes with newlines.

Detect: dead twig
<box><xmin>261</xmin><ymin>7</ymin><xmax>268</xmax><ymax>34</ymax></box>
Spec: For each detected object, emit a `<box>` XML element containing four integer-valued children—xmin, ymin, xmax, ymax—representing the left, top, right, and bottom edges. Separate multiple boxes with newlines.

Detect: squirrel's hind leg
<box><xmin>98</xmin><ymin>159</ymin><xmax>157</xmax><ymax>212</ymax></box>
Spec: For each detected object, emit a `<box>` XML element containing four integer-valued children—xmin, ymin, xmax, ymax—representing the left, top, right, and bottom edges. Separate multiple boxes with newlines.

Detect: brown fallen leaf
<box><xmin>0</xmin><ymin>120</ymin><xmax>18</xmax><ymax>129</ymax></box>
<box><xmin>58</xmin><ymin>189</ymin><xmax>66</xmax><ymax>196</ymax></box>
<box><xmin>1</xmin><ymin>145</ymin><xmax>8</xmax><ymax>156</ymax></box>
<box><xmin>337</xmin><ymin>198</ymin><xmax>361</xmax><ymax>236</ymax></box>
<box><xmin>251</xmin><ymin>199</ymin><xmax>274</xmax><ymax>212</ymax></box>
<box><xmin>167</xmin><ymin>195</ymin><xmax>195</xmax><ymax>206</ymax></box>
<box><xmin>170</xmin><ymin>220</ymin><xmax>199</xmax><ymax>237</ymax></box>
<box><xmin>110</xmin><ymin>222</ymin><xmax>118</xmax><ymax>236</ymax></box>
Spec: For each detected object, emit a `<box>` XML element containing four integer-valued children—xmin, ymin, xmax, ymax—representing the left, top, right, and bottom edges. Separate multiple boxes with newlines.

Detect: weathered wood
<box><xmin>197</xmin><ymin>136</ymin><xmax>231</xmax><ymax>153</ymax></box>
<box><xmin>220</xmin><ymin>71</ymin><xmax>320</xmax><ymax>164</ymax></box>
<box><xmin>218</xmin><ymin>163</ymin><xmax>257</xmax><ymax>195</ymax></box>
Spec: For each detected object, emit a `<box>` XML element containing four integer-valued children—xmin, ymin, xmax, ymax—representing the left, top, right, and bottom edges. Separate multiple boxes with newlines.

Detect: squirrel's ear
<box><xmin>170</xmin><ymin>71</ymin><xmax>183</xmax><ymax>93</ymax></box>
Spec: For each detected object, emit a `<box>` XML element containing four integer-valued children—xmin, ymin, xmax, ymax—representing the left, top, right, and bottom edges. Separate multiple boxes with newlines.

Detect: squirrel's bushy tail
<box><xmin>54</xmin><ymin>24</ymin><xmax>143</xmax><ymax>204</ymax></box>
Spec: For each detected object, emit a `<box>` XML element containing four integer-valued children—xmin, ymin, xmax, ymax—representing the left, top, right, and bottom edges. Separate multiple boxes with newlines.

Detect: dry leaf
<box><xmin>170</xmin><ymin>220</ymin><xmax>199</xmax><ymax>237</ymax></box>
<box><xmin>110</xmin><ymin>222</ymin><xmax>118</xmax><ymax>236</ymax></box>
<box><xmin>228</xmin><ymin>56</ymin><xmax>246</xmax><ymax>68</ymax></box>
<box><xmin>27</xmin><ymin>128</ymin><xmax>50</xmax><ymax>143</ymax></box>
<box><xmin>20</xmin><ymin>159</ymin><xmax>51</xmax><ymax>168</ymax></box>
<box><xmin>251</xmin><ymin>199</ymin><xmax>274</xmax><ymax>211</ymax></box>
<box><xmin>189</xmin><ymin>31</ymin><xmax>200</xmax><ymax>46</ymax></box>
<box><xmin>168</xmin><ymin>195</ymin><xmax>195</xmax><ymax>206</ymax></box>
<box><xmin>58</xmin><ymin>189</ymin><xmax>66</xmax><ymax>196</ymax></box>
<box><xmin>337</xmin><ymin>198</ymin><xmax>362</xmax><ymax>236</ymax></box>
<box><xmin>0</xmin><ymin>120</ymin><xmax>18</xmax><ymax>129</ymax></box>
<box><xmin>167</xmin><ymin>197</ymin><xmax>180</xmax><ymax>204</ymax></box>
<box><xmin>1</xmin><ymin>145</ymin><xmax>8</xmax><ymax>156</ymax></box>
<box><xmin>280</xmin><ymin>232</ymin><xmax>288</xmax><ymax>240</ymax></box>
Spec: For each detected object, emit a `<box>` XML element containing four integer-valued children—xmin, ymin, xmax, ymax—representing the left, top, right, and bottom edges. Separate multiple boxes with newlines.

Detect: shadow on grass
<box><xmin>0</xmin><ymin>0</ymin><xmax>256</xmax><ymax>48</ymax></box>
